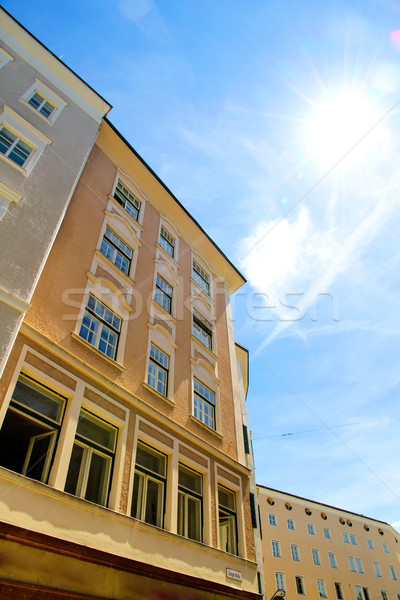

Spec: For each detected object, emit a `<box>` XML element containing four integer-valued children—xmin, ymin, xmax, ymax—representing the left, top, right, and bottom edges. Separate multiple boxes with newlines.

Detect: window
<box><xmin>159</xmin><ymin>226</ymin><xmax>175</xmax><ymax>258</ymax></box>
<box><xmin>312</xmin><ymin>549</ymin><xmax>321</xmax><ymax>566</ymax></box>
<box><xmin>269</xmin><ymin>513</ymin><xmax>277</xmax><ymax>526</ymax></box>
<box><xmin>113</xmin><ymin>180</ymin><xmax>141</xmax><ymax>221</ymax></box>
<box><xmin>287</xmin><ymin>518</ymin><xmax>295</xmax><ymax>531</ymax></box>
<box><xmin>0</xmin><ymin>375</ymin><xmax>65</xmax><ymax>483</ymax></box>
<box><xmin>335</xmin><ymin>582</ymin><xmax>344</xmax><ymax>600</ymax></box>
<box><xmin>192</xmin><ymin>310</ymin><xmax>213</xmax><ymax>350</ymax></box>
<box><xmin>291</xmin><ymin>544</ymin><xmax>300</xmax><ymax>561</ymax></box>
<box><xmin>155</xmin><ymin>274</ymin><xmax>173</xmax><ymax>314</ymax></box>
<box><xmin>317</xmin><ymin>579</ymin><xmax>327</xmax><ymax>599</ymax></box>
<box><xmin>131</xmin><ymin>442</ymin><xmax>167</xmax><ymax>528</ymax></box>
<box><xmin>355</xmin><ymin>586</ymin><xmax>363</xmax><ymax>600</ymax></box>
<box><xmin>373</xmin><ymin>562</ymin><xmax>382</xmax><ymax>577</ymax></box>
<box><xmin>355</xmin><ymin>558</ymin><xmax>364</xmax><ymax>574</ymax></box>
<box><xmin>275</xmin><ymin>572</ymin><xmax>286</xmax><ymax>592</ymax></box>
<box><xmin>295</xmin><ymin>576</ymin><xmax>305</xmax><ymax>595</ymax></box>
<box><xmin>65</xmin><ymin>410</ymin><xmax>117</xmax><ymax>507</ymax></box>
<box><xmin>324</xmin><ymin>527</ymin><xmax>332</xmax><ymax>539</ymax></box>
<box><xmin>343</xmin><ymin>532</ymin><xmax>350</xmax><ymax>544</ymax></box>
<box><xmin>147</xmin><ymin>343</ymin><xmax>169</xmax><ymax>397</ymax></box>
<box><xmin>27</xmin><ymin>91</ymin><xmax>55</xmax><ymax>119</ymax></box>
<box><xmin>20</xmin><ymin>79</ymin><xmax>66</xmax><ymax>124</ymax></box>
<box><xmin>381</xmin><ymin>592</ymin><xmax>388</xmax><ymax>600</ymax></box>
<box><xmin>329</xmin><ymin>552</ymin><xmax>338</xmax><ymax>569</ymax></box>
<box><xmin>348</xmin><ymin>556</ymin><xmax>356</xmax><ymax>572</ymax></box>
<box><xmin>100</xmin><ymin>226</ymin><xmax>133</xmax><ymax>275</ymax></box>
<box><xmin>79</xmin><ymin>294</ymin><xmax>121</xmax><ymax>360</ymax></box>
<box><xmin>218</xmin><ymin>485</ymin><xmax>237</xmax><ymax>555</ymax></box>
<box><xmin>272</xmin><ymin>540</ymin><xmax>281</xmax><ymax>558</ymax></box>
<box><xmin>367</xmin><ymin>538</ymin><xmax>374</xmax><ymax>550</ymax></box>
<box><xmin>0</xmin><ymin>126</ymin><xmax>33</xmax><ymax>167</ymax></box>
<box><xmin>178</xmin><ymin>464</ymin><xmax>202</xmax><ymax>542</ymax></box>
<box><xmin>389</xmin><ymin>565</ymin><xmax>398</xmax><ymax>581</ymax></box>
<box><xmin>192</xmin><ymin>260</ymin><xmax>210</xmax><ymax>295</ymax></box>
<box><xmin>193</xmin><ymin>377</ymin><xmax>215</xmax><ymax>429</ymax></box>
<box><xmin>350</xmin><ymin>534</ymin><xmax>357</xmax><ymax>545</ymax></box>
<box><xmin>308</xmin><ymin>523</ymin><xmax>315</xmax><ymax>535</ymax></box>
<box><xmin>382</xmin><ymin>542</ymin><xmax>389</xmax><ymax>553</ymax></box>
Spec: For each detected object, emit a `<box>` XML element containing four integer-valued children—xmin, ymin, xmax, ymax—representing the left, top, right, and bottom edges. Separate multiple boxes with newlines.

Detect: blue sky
<box><xmin>5</xmin><ymin>0</ymin><xmax>400</xmax><ymax>528</ymax></box>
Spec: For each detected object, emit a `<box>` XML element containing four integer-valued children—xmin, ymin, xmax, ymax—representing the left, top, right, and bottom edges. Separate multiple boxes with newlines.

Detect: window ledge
<box><xmin>0</xmin><ymin>152</ymin><xmax>27</xmax><ymax>176</ymax></box>
<box><xmin>19</xmin><ymin>99</ymin><xmax>56</xmax><ymax>126</ymax></box>
<box><xmin>107</xmin><ymin>195</ymin><xmax>144</xmax><ymax>231</ymax></box>
<box><xmin>190</xmin><ymin>415</ymin><xmax>223</xmax><ymax>439</ymax></box>
<box><xmin>155</xmin><ymin>243</ymin><xmax>180</xmax><ymax>269</ymax></box>
<box><xmin>71</xmin><ymin>332</ymin><xmax>125</xmax><ymax>371</ymax></box>
<box><xmin>151</xmin><ymin>300</ymin><xmax>177</xmax><ymax>325</ymax></box>
<box><xmin>142</xmin><ymin>381</ymin><xmax>175</xmax><ymax>406</ymax></box>
<box><xmin>191</xmin><ymin>336</ymin><xmax>218</xmax><ymax>361</ymax></box>
<box><xmin>94</xmin><ymin>250</ymin><xmax>135</xmax><ymax>288</ymax></box>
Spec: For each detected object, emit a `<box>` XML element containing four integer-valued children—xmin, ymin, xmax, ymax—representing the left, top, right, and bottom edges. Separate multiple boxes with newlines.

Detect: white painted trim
<box><xmin>0</xmin><ymin>288</ymin><xmax>29</xmax><ymax>313</ymax></box>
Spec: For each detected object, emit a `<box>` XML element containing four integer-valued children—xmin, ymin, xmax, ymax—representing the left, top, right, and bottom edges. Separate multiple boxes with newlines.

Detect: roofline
<box><xmin>1</xmin><ymin>7</ymin><xmax>112</xmax><ymax>113</ymax></box>
<box><xmin>104</xmin><ymin>117</ymin><xmax>246</xmax><ymax>285</ymax></box>
<box><xmin>256</xmin><ymin>483</ymin><xmax>392</xmax><ymax>526</ymax></box>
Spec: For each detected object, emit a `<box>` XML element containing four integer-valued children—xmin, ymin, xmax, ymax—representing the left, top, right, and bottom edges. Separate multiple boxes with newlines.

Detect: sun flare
<box><xmin>310</xmin><ymin>91</ymin><xmax>381</xmax><ymax>164</ymax></box>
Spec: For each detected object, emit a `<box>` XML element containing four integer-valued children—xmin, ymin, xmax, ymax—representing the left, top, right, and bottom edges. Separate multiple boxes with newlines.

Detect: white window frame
<box><xmin>78</xmin><ymin>293</ymin><xmax>122</xmax><ymax>361</ymax></box>
<box><xmin>0</xmin><ymin>106</ymin><xmax>51</xmax><ymax>175</ymax></box>
<box><xmin>291</xmin><ymin>544</ymin><xmax>300</xmax><ymax>561</ymax></box>
<box><xmin>99</xmin><ymin>225</ymin><xmax>133</xmax><ymax>276</ymax></box>
<box><xmin>324</xmin><ymin>527</ymin><xmax>332</xmax><ymax>539</ymax></box>
<box><xmin>312</xmin><ymin>548</ymin><xmax>321</xmax><ymax>566</ymax></box>
<box><xmin>355</xmin><ymin>585</ymin><xmax>363</xmax><ymax>600</ymax></box>
<box><xmin>355</xmin><ymin>558</ymin><xmax>364</xmax><ymax>574</ymax></box>
<box><xmin>269</xmin><ymin>513</ymin><xmax>278</xmax><ymax>526</ymax></box>
<box><xmin>192</xmin><ymin>254</ymin><xmax>212</xmax><ymax>297</ymax></box>
<box><xmin>145</xmin><ymin>324</ymin><xmax>176</xmax><ymax>403</ymax></box>
<box><xmin>335</xmin><ymin>582</ymin><xmax>344</xmax><ymax>600</ymax></box>
<box><xmin>287</xmin><ymin>517</ymin><xmax>295</xmax><ymax>531</ymax></box>
<box><xmin>130</xmin><ymin>440</ymin><xmax>167</xmax><ymax>528</ymax></box>
<box><xmin>295</xmin><ymin>575</ymin><xmax>306</xmax><ymax>596</ymax></box>
<box><xmin>159</xmin><ymin>224</ymin><xmax>176</xmax><ymax>259</ymax></box>
<box><xmin>0</xmin><ymin>47</ymin><xmax>14</xmax><ymax>70</ymax></box>
<box><xmin>317</xmin><ymin>579</ymin><xmax>327</xmax><ymax>599</ymax></box>
<box><xmin>307</xmin><ymin>522</ymin><xmax>315</xmax><ymax>535</ymax></box>
<box><xmin>381</xmin><ymin>591</ymin><xmax>388</xmax><ymax>600</ymax></box>
<box><xmin>218</xmin><ymin>483</ymin><xmax>238</xmax><ymax>556</ymax></box>
<box><xmin>389</xmin><ymin>565</ymin><xmax>398</xmax><ymax>581</ymax></box>
<box><xmin>193</xmin><ymin>376</ymin><xmax>216</xmax><ymax>430</ymax></box>
<box><xmin>329</xmin><ymin>551</ymin><xmax>338</xmax><ymax>569</ymax></box>
<box><xmin>367</xmin><ymin>538</ymin><xmax>374</xmax><ymax>550</ymax></box>
<box><xmin>177</xmin><ymin>462</ymin><xmax>203</xmax><ymax>542</ymax></box>
<box><xmin>155</xmin><ymin>273</ymin><xmax>173</xmax><ymax>315</ymax></box>
<box><xmin>373</xmin><ymin>562</ymin><xmax>382</xmax><ymax>577</ymax></box>
<box><xmin>272</xmin><ymin>540</ymin><xmax>281</xmax><ymax>558</ymax></box>
<box><xmin>343</xmin><ymin>532</ymin><xmax>350</xmax><ymax>543</ymax></box>
<box><xmin>112</xmin><ymin>177</ymin><xmax>142</xmax><ymax>223</ymax></box>
<box><xmin>382</xmin><ymin>542</ymin><xmax>389</xmax><ymax>553</ymax></box>
<box><xmin>192</xmin><ymin>308</ymin><xmax>213</xmax><ymax>351</ymax></box>
<box><xmin>350</xmin><ymin>534</ymin><xmax>357</xmax><ymax>545</ymax></box>
<box><xmin>147</xmin><ymin>342</ymin><xmax>169</xmax><ymax>397</ymax></box>
<box><xmin>20</xmin><ymin>79</ymin><xmax>67</xmax><ymax>125</ymax></box>
<box><xmin>275</xmin><ymin>572</ymin><xmax>286</xmax><ymax>592</ymax></box>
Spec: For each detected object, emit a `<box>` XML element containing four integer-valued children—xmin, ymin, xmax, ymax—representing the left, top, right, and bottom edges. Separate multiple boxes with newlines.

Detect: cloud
<box><xmin>118</xmin><ymin>0</ymin><xmax>153</xmax><ymax>21</ymax></box>
<box><xmin>391</xmin><ymin>520</ymin><xmax>400</xmax><ymax>533</ymax></box>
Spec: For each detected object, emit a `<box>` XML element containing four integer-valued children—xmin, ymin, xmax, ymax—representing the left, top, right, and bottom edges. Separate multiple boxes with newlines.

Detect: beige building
<box><xmin>0</xmin><ymin>99</ymin><xmax>263</xmax><ymax>597</ymax></box>
<box><xmin>258</xmin><ymin>486</ymin><xmax>400</xmax><ymax>600</ymax></box>
<box><xmin>0</xmin><ymin>7</ymin><xmax>111</xmax><ymax>379</ymax></box>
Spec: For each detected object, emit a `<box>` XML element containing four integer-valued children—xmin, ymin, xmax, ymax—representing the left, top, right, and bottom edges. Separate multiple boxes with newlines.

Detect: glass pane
<box><xmin>178</xmin><ymin>464</ymin><xmax>202</xmax><ymax>494</ymax></box>
<box><xmin>131</xmin><ymin>471</ymin><xmax>144</xmax><ymax>518</ymax></box>
<box><xmin>145</xmin><ymin>477</ymin><xmax>163</xmax><ymax>527</ymax></box>
<box><xmin>76</xmin><ymin>411</ymin><xmax>116</xmax><ymax>451</ymax></box>
<box><xmin>65</xmin><ymin>443</ymin><xmax>84</xmax><ymax>495</ymax></box>
<box><xmin>23</xmin><ymin>430</ymin><xmax>55</xmax><ymax>482</ymax></box>
<box><xmin>40</xmin><ymin>101</ymin><xmax>54</xmax><ymax>118</ymax></box>
<box><xmin>12</xmin><ymin>378</ymin><xmax>64</xmax><ymax>423</ymax></box>
<box><xmin>85</xmin><ymin>451</ymin><xmax>110</xmax><ymax>506</ymax></box>
<box><xmin>9</xmin><ymin>139</ymin><xmax>32</xmax><ymax>166</ymax></box>
<box><xmin>187</xmin><ymin>496</ymin><xmax>202</xmax><ymax>541</ymax></box>
<box><xmin>219</xmin><ymin>512</ymin><xmax>237</xmax><ymax>554</ymax></box>
<box><xmin>135</xmin><ymin>443</ymin><xmax>166</xmax><ymax>476</ymax></box>
<box><xmin>0</xmin><ymin>127</ymin><xmax>15</xmax><ymax>154</ymax></box>
<box><xmin>218</xmin><ymin>486</ymin><xmax>236</xmax><ymax>510</ymax></box>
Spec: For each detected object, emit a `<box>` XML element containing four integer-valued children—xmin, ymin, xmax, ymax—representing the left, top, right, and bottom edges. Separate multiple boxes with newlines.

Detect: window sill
<box><xmin>190</xmin><ymin>415</ymin><xmax>223</xmax><ymax>439</ymax></box>
<box><xmin>94</xmin><ymin>250</ymin><xmax>135</xmax><ymax>288</ymax></box>
<box><xmin>142</xmin><ymin>381</ymin><xmax>175</xmax><ymax>406</ymax></box>
<box><xmin>151</xmin><ymin>300</ymin><xmax>177</xmax><ymax>325</ymax></box>
<box><xmin>71</xmin><ymin>332</ymin><xmax>125</xmax><ymax>371</ymax></box>
<box><xmin>155</xmin><ymin>243</ymin><xmax>180</xmax><ymax>269</ymax></box>
<box><xmin>191</xmin><ymin>335</ymin><xmax>218</xmax><ymax>361</ymax></box>
<box><xmin>107</xmin><ymin>195</ymin><xmax>144</xmax><ymax>231</ymax></box>
<box><xmin>19</xmin><ymin>98</ymin><xmax>56</xmax><ymax>126</ymax></box>
<box><xmin>0</xmin><ymin>152</ymin><xmax>28</xmax><ymax>176</ymax></box>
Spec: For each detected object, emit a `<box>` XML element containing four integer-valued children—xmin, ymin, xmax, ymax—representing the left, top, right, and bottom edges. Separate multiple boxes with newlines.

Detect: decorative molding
<box><xmin>0</xmin><ymin>288</ymin><xmax>29</xmax><ymax>313</ymax></box>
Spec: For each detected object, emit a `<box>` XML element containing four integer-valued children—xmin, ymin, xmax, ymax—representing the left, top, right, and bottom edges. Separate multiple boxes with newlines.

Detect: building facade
<box><xmin>0</xmin><ymin>104</ymin><xmax>263</xmax><ymax>597</ymax></box>
<box><xmin>0</xmin><ymin>7</ymin><xmax>111</xmax><ymax>379</ymax></box>
<box><xmin>258</xmin><ymin>486</ymin><xmax>400</xmax><ymax>600</ymax></box>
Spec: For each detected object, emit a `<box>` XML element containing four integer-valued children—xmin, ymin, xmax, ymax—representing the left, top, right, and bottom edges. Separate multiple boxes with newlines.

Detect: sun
<box><xmin>309</xmin><ymin>91</ymin><xmax>381</xmax><ymax>164</ymax></box>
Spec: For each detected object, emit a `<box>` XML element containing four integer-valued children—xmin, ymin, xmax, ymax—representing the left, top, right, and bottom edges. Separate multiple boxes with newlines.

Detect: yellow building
<box><xmin>258</xmin><ymin>486</ymin><xmax>400</xmax><ymax>600</ymax></box>
<box><xmin>0</xmin><ymin>42</ymin><xmax>263</xmax><ymax>595</ymax></box>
